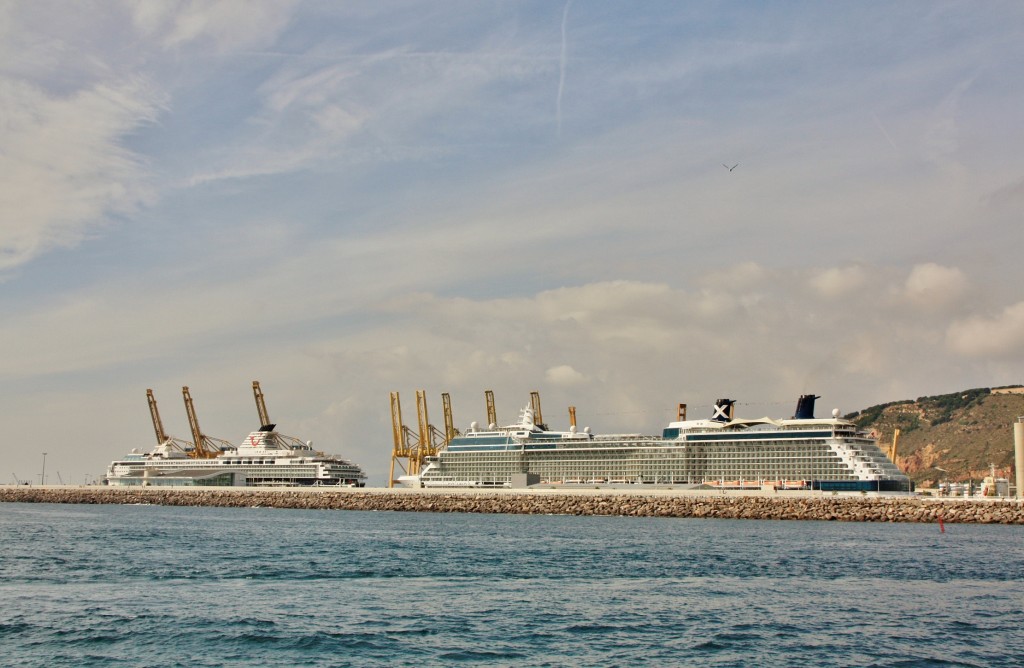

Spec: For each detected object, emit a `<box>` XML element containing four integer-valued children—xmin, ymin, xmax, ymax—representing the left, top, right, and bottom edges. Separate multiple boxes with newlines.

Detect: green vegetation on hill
<box><xmin>849</xmin><ymin>387</ymin><xmax>1023</xmax><ymax>487</ymax></box>
<box><xmin>845</xmin><ymin>400</ymin><xmax>913</xmax><ymax>429</ymax></box>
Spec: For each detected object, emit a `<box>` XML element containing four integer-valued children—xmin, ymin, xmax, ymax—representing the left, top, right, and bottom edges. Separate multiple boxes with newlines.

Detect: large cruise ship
<box><xmin>106</xmin><ymin>424</ymin><xmax>367</xmax><ymax>487</ymax></box>
<box><xmin>408</xmin><ymin>395</ymin><xmax>911</xmax><ymax>492</ymax></box>
<box><xmin>107</xmin><ymin>383</ymin><xmax>366</xmax><ymax>487</ymax></box>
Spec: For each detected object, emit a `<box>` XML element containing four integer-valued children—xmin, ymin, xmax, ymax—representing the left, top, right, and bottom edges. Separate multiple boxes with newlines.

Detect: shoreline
<box><xmin>2</xmin><ymin>486</ymin><xmax>1022</xmax><ymax>523</ymax></box>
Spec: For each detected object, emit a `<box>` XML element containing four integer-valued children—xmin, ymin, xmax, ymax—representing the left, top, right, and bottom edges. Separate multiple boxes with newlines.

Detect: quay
<box><xmin>2</xmin><ymin>485</ymin><xmax>1023</xmax><ymax>524</ymax></box>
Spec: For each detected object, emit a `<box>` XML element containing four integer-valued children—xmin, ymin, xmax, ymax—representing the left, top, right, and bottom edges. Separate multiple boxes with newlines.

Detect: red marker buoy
<box><xmin>938</xmin><ymin>516</ymin><xmax>945</xmax><ymax>533</ymax></box>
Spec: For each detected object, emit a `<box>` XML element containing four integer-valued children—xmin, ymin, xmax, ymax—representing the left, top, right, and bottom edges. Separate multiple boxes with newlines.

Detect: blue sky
<box><xmin>2</xmin><ymin>1</ymin><xmax>1023</xmax><ymax>485</ymax></box>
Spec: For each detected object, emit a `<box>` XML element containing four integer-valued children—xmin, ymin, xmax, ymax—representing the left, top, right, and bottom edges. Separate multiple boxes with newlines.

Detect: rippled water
<box><xmin>2</xmin><ymin>502</ymin><xmax>1022</xmax><ymax>667</ymax></box>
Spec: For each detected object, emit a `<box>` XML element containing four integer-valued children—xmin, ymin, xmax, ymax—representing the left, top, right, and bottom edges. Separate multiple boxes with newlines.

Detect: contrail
<box><xmin>871</xmin><ymin>111</ymin><xmax>898</xmax><ymax>152</ymax></box>
<box><xmin>557</xmin><ymin>0</ymin><xmax>572</xmax><ymax>137</ymax></box>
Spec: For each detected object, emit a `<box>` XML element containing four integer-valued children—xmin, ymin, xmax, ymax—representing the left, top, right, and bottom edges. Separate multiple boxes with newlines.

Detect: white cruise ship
<box><xmin>409</xmin><ymin>395</ymin><xmax>910</xmax><ymax>492</ymax></box>
<box><xmin>106</xmin><ymin>424</ymin><xmax>366</xmax><ymax>487</ymax></box>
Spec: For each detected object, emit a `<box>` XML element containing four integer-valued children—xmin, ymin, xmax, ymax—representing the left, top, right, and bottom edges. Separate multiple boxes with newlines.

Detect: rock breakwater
<box><xmin>2</xmin><ymin>486</ymin><xmax>1023</xmax><ymax>523</ymax></box>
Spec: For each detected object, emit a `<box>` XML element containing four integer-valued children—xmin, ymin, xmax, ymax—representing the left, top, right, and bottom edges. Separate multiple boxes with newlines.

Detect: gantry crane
<box><xmin>389</xmin><ymin>390</ymin><xmax>450</xmax><ymax>487</ymax></box>
<box><xmin>389</xmin><ymin>391</ymin><xmax>422</xmax><ymax>487</ymax></box>
<box><xmin>146</xmin><ymin>389</ymin><xmax>193</xmax><ymax>454</ymax></box>
<box><xmin>181</xmin><ymin>386</ymin><xmax>233</xmax><ymax>459</ymax></box>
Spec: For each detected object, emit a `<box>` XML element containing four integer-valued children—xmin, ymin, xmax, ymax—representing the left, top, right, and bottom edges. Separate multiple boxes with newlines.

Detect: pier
<box><xmin>2</xmin><ymin>486</ymin><xmax>1023</xmax><ymax>524</ymax></box>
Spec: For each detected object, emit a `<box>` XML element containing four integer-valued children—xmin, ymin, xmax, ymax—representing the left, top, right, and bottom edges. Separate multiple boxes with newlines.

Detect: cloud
<box><xmin>2</xmin><ymin>255</ymin><xmax>1018</xmax><ymax>484</ymax></box>
<box><xmin>699</xmin><ymin>262</ymin><xmax>768</xmax><ymax>292</ymax></box>
<box><xmin>900</xmin><ymin>263</ymin><xmax>967</xmax><ymax>310</ymax></box>
<box><xmin>4</xmin><ymin>2</ymin><xmax>1024</xmax><ymax>487</ymax></box>
<box><xmin>0</xmin><ymin>77</ymin><xmax>164</xmax><ymax>271</ymax></box>
<box><xmin>129</xmin><ymin>0</ymin><xmax>297</xmax><ymax>52</ymax></box>
<box><xmin>546</xmin><ymin>364</ymin><xmax>586</xmax><ymax>386</ymax></box>
<box><xmin>811</xmin><ymin>265</ymin><xmax>867</xmax><ymax>298</ymax></box>
<box><xmin>923</xmin><ymin>77</ymin><xmax>973</xmax><ymax>168</ymax></box>
<box><xmin>947</xmin><ymin>301</ymin><xmax>1024</xmax><ymax>358</ymax></box>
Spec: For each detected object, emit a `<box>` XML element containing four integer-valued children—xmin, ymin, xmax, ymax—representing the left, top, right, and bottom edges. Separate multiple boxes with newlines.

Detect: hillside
<box><xmin>845</xmin><ymin>386</ymin><xmax>1024</xmax><ymax>487</ymax></box>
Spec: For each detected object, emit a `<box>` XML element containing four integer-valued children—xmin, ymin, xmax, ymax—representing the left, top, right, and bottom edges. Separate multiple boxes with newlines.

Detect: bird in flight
<box><xmin>723</xmin><ymin>163</ymin><xmax>739</xmax><ymax>172</ymax></box>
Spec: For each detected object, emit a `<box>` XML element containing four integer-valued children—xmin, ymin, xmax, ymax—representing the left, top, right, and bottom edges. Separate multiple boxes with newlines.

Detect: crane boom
<box><xmin>391</xmin><ymin>392</ymin><xmax>407</xmax><ymax>455</ymax></box>
<box><xmin>389</xmin><ymin>391</ymin><xmax>405</xmax><ymax>488</ymax></box>
<box><xmin>253</xmin><ymin>380</ymin><xmax>271</xmax><ymax>428</ymax></box>
<box><xmin>485</xmin><ymin>390</ymin><xmax>497</xmax><ymax>427</ymax></box>
<box><xmin>416</xmin><ymin>390</ymin><xmax>432</xmax><ymax>459</ymax></box>
<box><xmin>147</xmin><ymin>389</ymin><xmax>169</xmax><ymax>445</ymax></box>
<box><xmin>181</xmin><ymin>386</ymin><xmax>221</xmax><ymax>459</ymax></box>
<box><xmin>530</xmin><ymin>391</ymin><xmax>547</xmax><ymax>430</ymax></box>
<box><xmin>442</xmin><ymin>392</ymin><xmax>457</xmax><ymax>443</ymax></box>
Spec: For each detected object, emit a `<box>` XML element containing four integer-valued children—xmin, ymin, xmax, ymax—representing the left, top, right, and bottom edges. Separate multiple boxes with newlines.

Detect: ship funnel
<box><xmin>711</xmin><ymin>399</ymin><xmax>735</xmax><ymax>422</ymax></box>
<box><xmin>793</xmin><ymin>395</ymin><xmax>820</xmax><ymax>420</ymax></box>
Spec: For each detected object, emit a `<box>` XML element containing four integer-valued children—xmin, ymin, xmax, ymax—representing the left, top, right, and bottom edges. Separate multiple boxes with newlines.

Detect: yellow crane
<box><xmin>485</xmin><ymin>390</ymin><xmax>497</xmax><ymax>427</ymax></box>
<box><xmin>416</xmin><ymin>390</ymin><xmax>445</xmax><ymax>458</ymax></box>
<box><xmin>389</xmin><ymin>391</ymin><xmax>424</xmax><ymax>487</ymax></box>
<box><xmin>252</xmin><ymin>380</ymin><xmax>272</xmax><ymax>428</ymax></box>
<box><xmin>441</xmin><ymin>392</ymin><xmax>460</xmax><ymax>444</ymax></box>
<box><xmin>569</xmin><ymin>406</ymin><xmax>576</xmax><ymax>429</ymax></box>
<box><xmin>530</xmin><ymin>391</ymin><xmax>548</xmax><ymax>430</ymax></box>
<box><xmin>889</xmin><ymin>428</ymin><xmax>901</xmax><ymax>464</ymax></box>
<box><xmin>389</xmin><ymin>390</ymin><xmax>450</xmax><ymax>487</ymax></box>
<box><xmin>145</xmin><ymin>389</ymin><xmax>193</xmax><ymax>453</ymax></box>
<box><xmin>147</xmin><ymin>389</ymin><xmax>169</xmax><ymax>445</ymax></box>
<box><xmin>248</xmin><ymin>381</ymin><xmax>313</xmax><ymax>450</ymax></box>
<box><xmin>181</xmin><ymin>386</ymin><xmax>233</xmax><ymax>459</ymax></box>
<box><xmin>389</xmin><ymin>391</ymin><xmax>409</xmax><ymax>487</ymax></box>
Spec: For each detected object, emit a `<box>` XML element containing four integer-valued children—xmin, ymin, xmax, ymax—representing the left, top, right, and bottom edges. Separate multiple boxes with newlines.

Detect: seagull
<box><xmin>723</xmin><ymin>163</ymin><xmax>739</xmax><ymax>172</ymax></box>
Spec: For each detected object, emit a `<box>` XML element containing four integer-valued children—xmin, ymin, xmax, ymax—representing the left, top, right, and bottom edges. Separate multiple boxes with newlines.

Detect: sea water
<box><xmin>1</xmin><ymin>503</ymin><xmax>1022</xmax><ymax>667</ymax></box>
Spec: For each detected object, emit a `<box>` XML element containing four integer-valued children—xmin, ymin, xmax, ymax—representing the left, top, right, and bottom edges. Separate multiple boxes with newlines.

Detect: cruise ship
<box><xmin>105</xmin><ymin>425</ymin><xmax>367</xmax><ymax>487</ymax></box>
<box><xmin>407</xmin><ymin>395</ymin><xmax>911</xmax><ymax>492</ymax></box>
<box><xmin>107</xmin><ymin>383</ymin><xmax>366</xmax><ymax>487</ymax></box>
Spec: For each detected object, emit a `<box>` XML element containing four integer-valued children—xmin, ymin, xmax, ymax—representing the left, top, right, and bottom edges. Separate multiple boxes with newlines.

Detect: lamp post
<box><xmin>41</xmin><ymin>452</ymin><xmax>47</xmax><ymax>486</ymax></box>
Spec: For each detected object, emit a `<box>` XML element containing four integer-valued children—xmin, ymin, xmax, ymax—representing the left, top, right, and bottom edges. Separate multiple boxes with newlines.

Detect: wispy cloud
<box><xmin>2</xmin><ymin>2</ymin><xmax>1024</xmax><ymax>484</ymax></box>
<box><xmin>0</xmin><ymin>77</ymin><xmax>164</xmax><ymax>270</ymax></box>
<box><xmin>128</xmin><ymin>0</ymin><xmax>297</xmax><ymax>52</ymax></box>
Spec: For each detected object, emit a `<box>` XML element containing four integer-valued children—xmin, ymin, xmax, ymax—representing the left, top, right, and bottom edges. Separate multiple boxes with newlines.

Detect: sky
<box><xmin>2</xmin><ymin>1</ymin><xmax>1023</xmax><ymax>486</ymax></box>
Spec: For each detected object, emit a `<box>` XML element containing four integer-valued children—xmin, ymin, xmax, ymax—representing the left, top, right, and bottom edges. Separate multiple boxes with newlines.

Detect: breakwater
<box><xmin>3</xmin><ymin>486</ymin><xmax>1023</xmax><ymax>523</ymax></box>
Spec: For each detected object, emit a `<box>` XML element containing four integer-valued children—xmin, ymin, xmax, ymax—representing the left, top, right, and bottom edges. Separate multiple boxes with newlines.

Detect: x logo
<box><xmin>712</xmin><ymin>403</ymin><xmax>731</xmax><ymax>420</ymax></box>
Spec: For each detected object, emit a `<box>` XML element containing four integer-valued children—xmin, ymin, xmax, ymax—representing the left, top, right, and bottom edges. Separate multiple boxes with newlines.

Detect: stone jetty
<box><xmin>2</xmin><ymin>486</ymin><xmax>1023</xmax><ymax>524</ymax></box>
